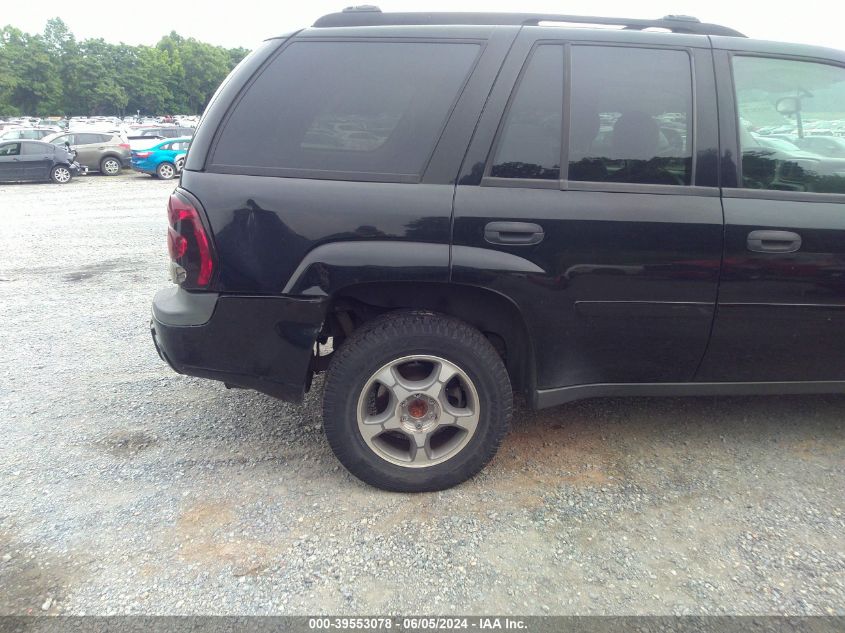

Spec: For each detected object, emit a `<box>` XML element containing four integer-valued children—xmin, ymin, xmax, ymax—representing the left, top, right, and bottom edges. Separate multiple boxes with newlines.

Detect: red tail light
<box><xmin>135</xmin><ymin>151</ymin><xmax>151</xmax><ymax>158</ymax></box>
<box><xmin>119</xmin><ymin>143</ymin><xmax>130</xmax><ymax>150</ymax></box>
<box><xmin>167</xmin><ymin>192</ymin><xmax>215</xmax><ymax>288</ymax></box>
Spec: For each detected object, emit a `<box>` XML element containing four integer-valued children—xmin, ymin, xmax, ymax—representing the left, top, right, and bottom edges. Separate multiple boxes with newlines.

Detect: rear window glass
<box><xmin>77</xmin><ymin>133</ymin><xmax>103</xmax><ymax>144</ymax></box>
<box><xmin>212</xmin><ymin>41</ymin><xmax>480</xmax><ymax>178</ymax></box>
<box><xmin>21</xmin><ymin>142</ymin><xmax>49</xmax><ymax>154</ymax></box>
<box><xmin>567</xmin><ymin>46</ymin><xmax>693</xmax><ymax>186</ymax></box>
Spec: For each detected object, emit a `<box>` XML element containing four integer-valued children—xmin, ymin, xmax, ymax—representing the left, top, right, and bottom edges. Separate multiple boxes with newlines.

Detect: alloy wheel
<box><xmin>356</xmin><ymin>355</ymin><xmax>480</xmax><ymax>468</ymax></box>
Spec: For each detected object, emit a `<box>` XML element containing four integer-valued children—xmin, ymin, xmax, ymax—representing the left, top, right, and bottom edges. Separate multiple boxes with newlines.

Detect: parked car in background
<box><xmin>0</xmin><ymin>127</ymin><xmax>62</xmax><ymax>141</ymax></box>
<box><xmin>795</xmin><ymin>135</ymin><xmax>845</xmax><ymax>158</ymax></box>
<box><xmin>128</xmin><ymin>127</ymin><xmax>195</xmax><ymax>150</ymax></box>
<box><xmin>131</xmin><ymin>137</ymin><xmax>190</xmax><ymax>179</ymax></box>
<box><xmin>0</xmin><ymin>139</ymin><xmax>82</xmax><ymax>183</ymax></box>
<box><xmin>43</xmin><ymin>131</ymin><xmax>130</xmax><ymax>176</ymax></box>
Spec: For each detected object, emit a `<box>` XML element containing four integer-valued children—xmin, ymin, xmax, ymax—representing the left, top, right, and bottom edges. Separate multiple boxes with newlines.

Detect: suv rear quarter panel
<box><xmin>182</xmin><ymin>27</ymin><xmax>519</xmax><ymax>296</ymax></box>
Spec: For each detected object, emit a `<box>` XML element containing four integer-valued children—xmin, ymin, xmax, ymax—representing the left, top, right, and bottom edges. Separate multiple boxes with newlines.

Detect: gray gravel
<box><xmin>0</xmin><ymin>173</ymin><xmax>843</xmax><ymax>616</ymax></box>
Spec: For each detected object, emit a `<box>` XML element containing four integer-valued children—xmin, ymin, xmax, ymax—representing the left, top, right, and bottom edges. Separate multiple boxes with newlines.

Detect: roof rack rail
<box><xmin>313</xmin><ymin>8</ymin><xmax>746</xmax><ymax>37</ymax></box>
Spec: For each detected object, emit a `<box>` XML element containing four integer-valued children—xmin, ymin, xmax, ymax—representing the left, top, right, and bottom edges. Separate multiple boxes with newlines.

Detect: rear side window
<box><xmin>568</xmin><ymin>46</ymin><xmax>693</xmax><ymax>186</ymax></box>
<box><xmin>21</xmin><ymin>142</ymin><xmax>48</xmax><ymax>154</ymax></box>
<box><xmin>490</xmin><ymin>45</ymin><xmax>564</xmax><ymax>180</ymax></box>
<box><xmin>733</xmin><ymin>56</ymin><xmax>845</xmax><ymax>194</ymax></box>
<box><xmin>212</xmin><ymin>41</ymin><xmax>480</xmax><ymax>178</ymax></box>
<box><xmin>77</xmin><ymin>133</ymin><xmax>102</xmax><ymax>145</ymax></box>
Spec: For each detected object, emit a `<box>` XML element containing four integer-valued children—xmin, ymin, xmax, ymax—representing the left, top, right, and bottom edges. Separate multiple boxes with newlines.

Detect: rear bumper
<box><xmin>130</xmin><ymin>160</ymin><xmax>155</xmax><ymax>174</ymax></box>
<box><xmin>150</xmin><ymin>287</ymin><xmax>327</xmax><ymax>402</ymax></box>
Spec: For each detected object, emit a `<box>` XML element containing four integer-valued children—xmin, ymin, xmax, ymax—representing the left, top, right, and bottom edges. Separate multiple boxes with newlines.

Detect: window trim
<box><xmin>481</xmin><ymin>41</ymin><xmax>699</xmax><ymax>195</ymax></box>
<box><xmin>728</xmin><ymin>51</ymin><xmax>845</xmax><ymax>199</ymax></box>
<box><xmin>723</xmin><ymin>187</ymin><xmax>845</xmax><ymax>204</ymax></box>
<box><xmin>206</xmin><ymin>36</ymin><xmax>486</xmax><ymax>184</ymax></box>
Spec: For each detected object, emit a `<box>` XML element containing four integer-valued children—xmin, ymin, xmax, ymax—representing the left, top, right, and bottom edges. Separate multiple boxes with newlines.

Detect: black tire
<box><xmin>322</xmin><ymin>311</ymin><xmax>512</xmax><ymax>492</ymax></box>
<box><xmin>156</xmin><ymin>162</ymin><xmax>176</xmax><ymax>180</ymax></box>
<box><xmin>50</xmin><ymin>164</ymin><xmax>72</xmax><ymax>184</ymax></box>
<box><xmin>100</xmin><ymin>156</ymin><xmax>121</xmax><ymax>176</ymax></box>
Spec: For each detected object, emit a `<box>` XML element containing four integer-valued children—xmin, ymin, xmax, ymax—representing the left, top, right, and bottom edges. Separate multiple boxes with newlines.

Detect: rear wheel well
<box><xmin>317</xmin><ymin>283</ymin><xmax>533</xmax><ymax>396</ymax></box>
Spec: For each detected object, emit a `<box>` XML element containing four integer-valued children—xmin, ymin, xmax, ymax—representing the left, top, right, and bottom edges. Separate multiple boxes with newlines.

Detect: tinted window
<box><xmin>21</xmin><ymin>142</ymin><xmax>49</xmax><ymax>155</ymax></box>
<box><xmin>0</xmin><ymin>143</ymin><xmax>21</xmax><ymax>156</ymax></box>
<box><xmin>213</xmin><ymin>41</ymin><xmax>479</xmax><ymax>177</ymax></box>
<box><xmin>568</xmin><ymin>46</ymin><xmax>693</xmax><ymax>186</ymax></box>
<box><xmin>77</xmin><ymin>133</ymin><xmax>103</xmax><ymax>144</ymax></box>
<box><xmin>734</xmin><ymin>56</ymin><xmax>845</xmax><ymax>194</ymax></box>
<box><xmin>490</xmin><ymin>45</ymin><xmax>563</xmax><ymax>179</ymax></box>
<box><xmin>159</xmin><ymin>143</ymin><xmax>172</xmax><ymax>151</ymax></box>
<box><xmin>51</xmin><ymin>134</ymin><xmax>71</xmax><ymax>145</ymax></box>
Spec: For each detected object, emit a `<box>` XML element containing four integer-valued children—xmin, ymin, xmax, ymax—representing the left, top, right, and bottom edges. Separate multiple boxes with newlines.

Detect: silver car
<box><xmin>43</xmin><ymin>131</ymin><xmax>130</xmax><ymax>176</ymax></box>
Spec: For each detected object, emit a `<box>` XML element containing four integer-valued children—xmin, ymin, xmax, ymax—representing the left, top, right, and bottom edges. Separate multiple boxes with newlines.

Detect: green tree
<box><xmin>0</xmin><ymin>27</ymin><xmax>60</xmax><ymax>114</ymax></box>
<box><xmin>0</xmin><ymin>19</ymin><xmax>249</xmax><ymax>116</ymax></box>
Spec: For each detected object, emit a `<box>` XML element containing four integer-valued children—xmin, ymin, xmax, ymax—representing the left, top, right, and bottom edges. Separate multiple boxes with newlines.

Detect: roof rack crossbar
<box><xmin>312</xmin><ymin>10</ymin><xmax>746</xmax><ymax>37</ymax></box>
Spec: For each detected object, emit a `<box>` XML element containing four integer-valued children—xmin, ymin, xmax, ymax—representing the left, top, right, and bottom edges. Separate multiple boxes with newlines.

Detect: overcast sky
<box><xmin>2</xmin><ymin>0</ymin><xmax>843</xmax><ymax>50</ymax></box>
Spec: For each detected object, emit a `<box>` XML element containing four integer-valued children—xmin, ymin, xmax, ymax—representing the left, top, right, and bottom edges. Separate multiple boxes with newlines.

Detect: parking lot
<box><xmin>0</xmin><ymin>173</ymin><xmax>843</xmax><ymax>615</ymax></box>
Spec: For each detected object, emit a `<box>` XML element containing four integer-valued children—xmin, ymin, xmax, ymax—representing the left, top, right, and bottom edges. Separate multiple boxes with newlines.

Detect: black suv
<box><xmin>151</xmin><ymin>9</ymin><xmax>845</xmax><ymax>492</ymax></box>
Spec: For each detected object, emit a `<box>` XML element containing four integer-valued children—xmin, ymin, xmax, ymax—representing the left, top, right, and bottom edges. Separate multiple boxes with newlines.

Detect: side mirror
<box><xmin>776</xmin><ymin>96</ymin><xmax>802</xmax><ymax>116</ymax></box>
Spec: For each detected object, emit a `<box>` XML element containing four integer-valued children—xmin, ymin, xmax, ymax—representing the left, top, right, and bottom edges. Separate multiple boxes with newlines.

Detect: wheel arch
<box><xmin>324</xmin><ymin>281</ymin><xmax>535</xmax><ymax>397</ymax></box>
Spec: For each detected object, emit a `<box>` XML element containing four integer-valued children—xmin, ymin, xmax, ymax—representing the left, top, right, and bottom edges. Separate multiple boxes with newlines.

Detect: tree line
<box><xmin>0</xmin><ymin>18</ymin><xmax>250</xmax><ymax>117</ymax></box>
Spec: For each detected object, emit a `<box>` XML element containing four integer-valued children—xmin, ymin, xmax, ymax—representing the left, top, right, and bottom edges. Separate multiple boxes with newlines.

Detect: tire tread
<box><xmin>322</xmin><ymin>310</ymin><xmax>512</xmax><ymax>492</ymax></box>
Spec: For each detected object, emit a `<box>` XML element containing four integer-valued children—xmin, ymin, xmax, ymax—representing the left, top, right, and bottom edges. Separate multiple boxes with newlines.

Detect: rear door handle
<box><xmin>747</xmin><ymin>230</ymin><xmax>802</xmax><ymax>253</ymax></box>
<box><xmin>484</xmin><ymin>221</ymin><xmax>544</xmax><ymax>246</ymax></box>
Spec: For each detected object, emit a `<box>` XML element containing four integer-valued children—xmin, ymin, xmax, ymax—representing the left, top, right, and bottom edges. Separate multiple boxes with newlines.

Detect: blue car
<box><xmin>131</xmin><ymin>137</ymin><xmax>191</xmax><ymax>180</ymax></box>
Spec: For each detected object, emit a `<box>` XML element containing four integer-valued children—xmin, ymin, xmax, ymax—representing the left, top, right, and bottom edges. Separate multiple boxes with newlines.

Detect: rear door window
<box><xmin>212</xmin><ymin>40</ymin><xmax>480</xmax><ymax>179</ymax></box>
<box><xmin>21</xmin><ymin>142</ymin><xmax>48</xmax><ymax>154</ymax></box>
<box><xmin>567</xmin><ymin>46</ymin><xmax>693</xmax><ymax>186</ymax></box>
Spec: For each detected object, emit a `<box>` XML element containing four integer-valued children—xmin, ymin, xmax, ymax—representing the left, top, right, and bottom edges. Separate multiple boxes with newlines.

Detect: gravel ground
<box><xmin>0</xmin><ymin>173</ymin><xmax>843</xmax><ymax>616</ymax></box>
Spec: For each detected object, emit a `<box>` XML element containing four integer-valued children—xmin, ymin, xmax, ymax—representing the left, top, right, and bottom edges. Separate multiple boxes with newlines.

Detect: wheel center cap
<box><xmin>400</xmin><ymin>394</ymin><xmax>440</xmax><ymax>432</ymax></box>
<box><xmin>407</xmin><ymin>398</ymin><xmax>428</xmax><ymax>419</ymax></box>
